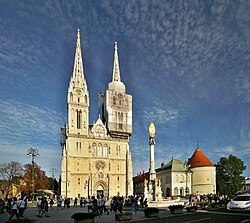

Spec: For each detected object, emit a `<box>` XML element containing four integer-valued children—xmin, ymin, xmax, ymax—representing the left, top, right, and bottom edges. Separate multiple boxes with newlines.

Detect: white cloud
<box><xmin>0</xmin><ymin>99</ymin><xmax>65</xmax><ymax>147</ymax></box>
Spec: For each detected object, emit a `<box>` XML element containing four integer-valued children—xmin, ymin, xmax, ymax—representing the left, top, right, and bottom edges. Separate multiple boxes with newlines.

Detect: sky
<box><xmin>0</xmin><ymin>0</ymin><xmax>249</xmax><ymax>180</ymax></box>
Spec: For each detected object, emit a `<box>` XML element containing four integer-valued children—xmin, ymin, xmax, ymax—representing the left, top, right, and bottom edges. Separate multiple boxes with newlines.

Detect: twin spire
<box><xmin>72</xmin><ymin>29</ymin><xmax>122</xmax><ymax>88</ymax></box>
<box><xmin>112</xmin><ymin>42</ymin><xmax>121</xmax><ymax>82</ymax></box>
<box><xmin>72</xmin><ymin>29</ymin><xmax>85</xmax><ymax>87</ymax></box>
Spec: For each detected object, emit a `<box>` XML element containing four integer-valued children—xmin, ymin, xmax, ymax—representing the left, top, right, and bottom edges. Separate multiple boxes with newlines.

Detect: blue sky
<box><xmin>0</xmin><ymin>1</ymin><xmax>249</xmax><ymax>180</ymax></box>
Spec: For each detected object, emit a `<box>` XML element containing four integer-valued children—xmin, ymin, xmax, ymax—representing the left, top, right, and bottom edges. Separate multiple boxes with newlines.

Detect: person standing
<box><xmin>9</xmin><ymin>197</ymin><xmax>19</xmax><ymax>220</ymax></box>
<box><xmin>74</xmin><ymin>197</ymin><xmax>78</xmax><ymax>206</ymax></box>
<box><xmin>18</xmin><ymin>197</ymin><xmax>26</xmax><ymax>218</ymax></box>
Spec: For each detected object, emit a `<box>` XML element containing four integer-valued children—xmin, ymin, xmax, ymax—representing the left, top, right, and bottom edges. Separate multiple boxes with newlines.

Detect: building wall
<box><xmin>61</xmin><ymin>136</ymin><xmax>131</xmax><ymax>198</ymax></box>
<box><xmin>191</xmin><ymin>166</ymin><xmax>216</xmax><ymax>195</ymax></box>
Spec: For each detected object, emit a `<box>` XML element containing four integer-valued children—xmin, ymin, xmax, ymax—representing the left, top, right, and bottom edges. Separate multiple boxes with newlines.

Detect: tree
<box><xmin>0</xmin><ymin>161</ymin><xmax>23</xmax><ymax>199</ymax></box>
<box><xmin>48</xmin><ymin>177</ymin><xmax>59</xmax><ymax>195</ymax></box>
<box><xmin>216</xmin><ymin>155</ymin><xmax>246</xmax><ymax>198</ymax></box>
<box><xmin>20</xmin><ymin>163</ymin><xmax>49</xmax><ymax>197</ymax></box>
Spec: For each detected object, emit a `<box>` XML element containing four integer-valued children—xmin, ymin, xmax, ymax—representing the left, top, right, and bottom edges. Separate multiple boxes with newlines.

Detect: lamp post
<box><xmin>50</xmin><ymin>168</ymin><xmax>57</xmax><ymax>196</ymax></box>
<box><xmin>26</xmin><ymin>148</ymin><xmax>39</xmax><ymax>204</ymax></box>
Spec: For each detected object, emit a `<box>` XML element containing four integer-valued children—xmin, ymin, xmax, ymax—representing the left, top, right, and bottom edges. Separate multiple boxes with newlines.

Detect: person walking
<box><xmin>9</xmin><ymin>197</ymin><xmax>19</xmax><ymax>220</ymax></box>
<box><xmin>49</xmin><ymin>198</ymin><xmax>54</xmax><ymax>209</ymax></box>
<box><xmin>74</xmin><ymin>197</ymin><xmax>78</xmax><ymax>207</ymax></box>
<box><xmin>18</xmin><ymin>197</ymin><xmax>26</xmax><ymax>218</ymax></box>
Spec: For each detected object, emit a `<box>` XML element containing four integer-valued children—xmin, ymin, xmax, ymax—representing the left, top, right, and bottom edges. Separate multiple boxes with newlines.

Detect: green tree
<box><xmin>216</xmin><ymin>155</ymin><xmax>246</xmax><ymax>198</ymax></box>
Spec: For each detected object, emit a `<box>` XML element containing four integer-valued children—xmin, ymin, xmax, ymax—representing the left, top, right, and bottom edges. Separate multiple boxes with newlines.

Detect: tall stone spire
<box><xmin>67</xmin><ymin>29</ymin><xmax>89</xmax><ymax>136</ymax></box>
<box><xmin>112</xmin><ymin>42</ymin><xmax>121</xmax><ymax>82</ymax></box>
<box><xmin>72</xmin><ymin>28</ymin><xmax>85</xmax><ymax>87</ymax></box>
<box><xmin>108</xmin><ymin>42</ymin><xmax>125</xmax><ymax>93</ymax></box>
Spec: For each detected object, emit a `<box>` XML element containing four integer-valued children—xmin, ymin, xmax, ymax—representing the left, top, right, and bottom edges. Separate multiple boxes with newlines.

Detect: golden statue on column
<box><xmin>146</xmin><ymin>122</ymin><xmax>163</xmax><ymax>202</ymax></box>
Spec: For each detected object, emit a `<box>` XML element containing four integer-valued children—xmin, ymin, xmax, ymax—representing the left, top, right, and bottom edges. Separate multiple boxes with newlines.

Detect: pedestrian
<box><xmin>87</xmin><ymin>196</ymin><xmax>93</xmax><ymax>213</ymax></box>
<box><xmin>92</xmin><ymin>196</ymin><xmax>99</xmax><ymax>217</ymax></box>
<box><xmin>143</xmin><ymin>198</ymin><xmax>148</xmax><ymax>208</ymax></box>
<box><xmin>67</xmin><ymin>198</ymin><xmax>70</xmax><ymax>208</ymax></box>
<box><xmin>36</xmin><ymin>198</ymin><xmax>42</xmax><ymax>217</ymax></box>
<box><xmin>42</xmin><ymin>197</ymin><xmax>50</xmax><ymax>217</ymax></box>
<box><xmin>9</xmin><ymin>197</ymin><xmax>19</xmax><ymax>220</ymax></box>
<box><xmin>74</xmin><ymin>197</ymin><xmax>78</xmax><ymax>206</ymax></box>
<box><xmin>130</xmin><ymin>196</ymin><xmax>136</xmax><ymax>214</ymax></box>
<box><xmin>18</xmin><ymin>197</ymin><xmax>26</xmax><ymax>218</ymax></box>
<box><xmin>6</xmin><ymin>198</ymin><xmax>12</xmax><ymax>215</ymax></box>
<box><xmin>49</xmin><ymin>198</ymin><xmax>54</xmax><ymax>209</ymax></box>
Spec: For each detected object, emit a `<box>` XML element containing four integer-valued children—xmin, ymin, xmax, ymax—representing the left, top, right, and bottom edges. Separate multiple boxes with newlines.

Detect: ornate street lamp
<box><xmin>50</xmin><ymin>168</ymin><xmax>57</xmax><ymax>196</ymax></box>
<box><xmin>26</xmin><ymin>148</ymin><xmax>39</xmax><ymax>204</ymax></box>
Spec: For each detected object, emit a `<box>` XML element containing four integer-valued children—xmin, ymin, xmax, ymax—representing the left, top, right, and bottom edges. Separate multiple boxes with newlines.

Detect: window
<box><xmin>113</xmin><ymin>96</ymin><xmax>116</xmax><ymax>105</ymax></box>
<box><xmin>93</xmin><ymin>143</ymin><xmax>97</xmax><ymax>157</ymax></box>
<box><xmin>118</xmin><ymin>112</ymin><xmax>123</xmax><ymax>130</ymax></box>
<box><xmin>84</xmin><ymin>95</ymin><xmax>87</xmax><ymax>104</ymax></box>
<box><xmin>78</xmin><ymin>178</ymin><xmax>80</xmax><ymax>185</ymax></box>
<box><xmin>78</xmin><ymin>97</ymin><xmax>80</xmax><ymax>103</ymax></box>
<box><xmin>103</xmin><ymin>144</ymin><xmax>108</xmax><ymax>157</ymax></box>
<box><xmin>76</xmin><ymin>142</ymin><xmax>78</xmax><ymax>149</ymax></box>
<box><xmin>98</xmin><ymin>144</ymin><xmax>102</xmax><ymax>157</ymax></box>
<box><xmin>174</xmin><ymin>187</ymin><xmax>178</xmax><ymax>195</ymax></box>
<box><xmin>180</xmin><ymin>187</ymin><xmax>184</xmax><ymax>196</ymax></box>
<box><xmin>76</xmin><ymin>110</ymin><xmax>82</xmax><ymax>129</ymax></box>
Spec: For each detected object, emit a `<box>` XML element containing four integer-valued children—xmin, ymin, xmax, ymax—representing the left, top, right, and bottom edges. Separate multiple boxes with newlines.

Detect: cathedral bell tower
<box><xmin>67</xmin><ymin>29</ymin><xmax>89</xmax><ymax>136</ymax></box>
<box><xmin>104</xmin><ymin>42</ymin><xmax>132</xmax><ymax>138</ymax></box>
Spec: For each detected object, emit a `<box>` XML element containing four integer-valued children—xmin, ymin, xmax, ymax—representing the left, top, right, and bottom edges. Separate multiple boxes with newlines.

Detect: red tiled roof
<box><xmin>188</xmin><ymin>148</ymin><xmax>214</xmax><ymax>167</ymax></box>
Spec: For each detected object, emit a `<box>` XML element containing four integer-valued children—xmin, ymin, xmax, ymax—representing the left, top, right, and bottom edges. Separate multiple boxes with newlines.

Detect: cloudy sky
<box><xmin>0</xmin><ymin>0</ymin><xmax>249</xmax><ymax>179</ymax></box>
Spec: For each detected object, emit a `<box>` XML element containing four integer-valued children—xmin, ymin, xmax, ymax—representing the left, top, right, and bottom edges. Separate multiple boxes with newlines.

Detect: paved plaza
<box><xmin>0</xmin><ymin>205</ymin><xmax>173</xmax><ymax>223</ymax></box>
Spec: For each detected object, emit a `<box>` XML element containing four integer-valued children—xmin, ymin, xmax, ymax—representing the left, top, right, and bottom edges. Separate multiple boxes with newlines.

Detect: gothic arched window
<box><xmin>98</xmin><ymin>144</ymin><xmax>102</xmax><ymax>157</ymax></box>
<box><xmin>76</xmin><ymin>110</ymin><xmax>82</xmax><ymax>129</ymax></box>
<box><xmin>174</xmin><ymin>187</ymin><xmax>178</xmax><ymax>195</ymax></box>
<box><xmin>113</xmin><ymin>96</ymin><xmax>116</xmax><ymax>105</ymax></box>
<box><xmin>92</xmin><ymin>143</ymin><xmax>97</xmax><ymax>157</ymax></box>
<box><xmin>103</xmin><ymin>144</ymin><xmax>108</xmax><ymax>157</ymax></box>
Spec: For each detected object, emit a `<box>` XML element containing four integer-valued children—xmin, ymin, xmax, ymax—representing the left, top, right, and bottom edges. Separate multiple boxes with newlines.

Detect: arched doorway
<box><xmin>97</xmin><ymin>185</ymin><xmax>104</xmax><ymax>197</ymax></box>
<box><xmin>166</xmin><ymin>187</ymin><xmax>171</xmax><ymax>197</ymax></box>
<box><xmin>93</xmin><ymin>180</ymin><xmax>108</xmax><ymax>198</ymax></box>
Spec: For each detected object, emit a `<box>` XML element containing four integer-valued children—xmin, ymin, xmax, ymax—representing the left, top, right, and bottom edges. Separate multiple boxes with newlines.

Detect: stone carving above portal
<box><xmin>95</xmin><ymin>161</ymin><xmax>106</xmax><ymax>170</ymax></box>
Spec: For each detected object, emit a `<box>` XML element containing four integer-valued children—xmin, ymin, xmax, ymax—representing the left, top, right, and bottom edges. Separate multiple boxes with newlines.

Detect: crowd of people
<box><xmin>1</xmin><ymin>197</ymin><xmax>28</xmax><ymax>220</ymax></box>
<box><xmin>0</xmin><ymin>193</ymin><xmax>230</xmax><ymax>220</ymax></box>
<box><xmin>188</xmin><ymin>193</ymin><xmax>229</xmax><ymax>206</ymax></box>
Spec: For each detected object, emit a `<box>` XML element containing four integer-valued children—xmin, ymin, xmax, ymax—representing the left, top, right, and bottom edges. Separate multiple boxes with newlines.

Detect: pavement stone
<box><xmin>0</xmin><ymin>206</ymin><xmax>173</xmax><ymax>223</ymax></box>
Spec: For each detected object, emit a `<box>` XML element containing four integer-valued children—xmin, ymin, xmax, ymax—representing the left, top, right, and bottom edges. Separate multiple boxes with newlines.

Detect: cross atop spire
<box><xmin>112</xmin><ymin>42</ymin><xmax>121</xmax><ymax>82</ymax></box>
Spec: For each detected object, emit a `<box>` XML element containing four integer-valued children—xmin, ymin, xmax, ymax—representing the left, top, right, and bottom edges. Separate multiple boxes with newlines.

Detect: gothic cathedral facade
<box><xmin>61</xmin><ymin>29</ymin><xmax>133</xmax><ymax>199</ymax></box>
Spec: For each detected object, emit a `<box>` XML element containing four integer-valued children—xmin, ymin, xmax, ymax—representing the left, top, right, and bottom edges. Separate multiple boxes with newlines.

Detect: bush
<box><xmin>71</xmin><ymin>212</ymin><xmax>95</xmax><ymax>220</ymax></box>
<box><xmin>144</xmin><ymin>208</ymin><xmax>159</xmax><ymax>214</ymax></box>
<box><xmin>144</xmin><ymin>208</ymin><xmax>159</xmax><ymax>218</ymax></box>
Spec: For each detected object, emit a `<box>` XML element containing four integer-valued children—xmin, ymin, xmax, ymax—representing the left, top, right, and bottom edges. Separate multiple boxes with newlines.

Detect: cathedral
<box><xmin>61</xmin><ymin>29</ymin><xmax>133</xmax><ymax>199</ymax></box>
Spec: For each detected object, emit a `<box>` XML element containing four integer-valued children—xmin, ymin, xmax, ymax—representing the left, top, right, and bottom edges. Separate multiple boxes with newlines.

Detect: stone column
<box><xmin>148</xmin><ymin>122</ymin><xmax>156</xmax><ymax>182</ymax></box>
